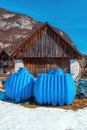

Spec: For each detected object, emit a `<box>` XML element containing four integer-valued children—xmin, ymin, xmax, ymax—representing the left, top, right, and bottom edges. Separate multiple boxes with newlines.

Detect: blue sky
<box><xmin>0</xmin><ymin>0</ymin><xmax>87</xmax><ymax>54</ymax></box>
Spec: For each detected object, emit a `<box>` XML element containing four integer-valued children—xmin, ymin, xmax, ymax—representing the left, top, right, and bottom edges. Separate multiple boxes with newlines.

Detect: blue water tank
<box><xmin>34</xmin><ymin>69</ymin><xmax>76</xmax><ymax>106</ymax></box>
<box><xmin>47</xmin><ymin>68</ymin><xmax>63</xmax><ymax>75</ymax></box>
<box><xmin>5</xmin><ymin>68</ymin><xmax>35</xmax><ymax>102</ymax></box>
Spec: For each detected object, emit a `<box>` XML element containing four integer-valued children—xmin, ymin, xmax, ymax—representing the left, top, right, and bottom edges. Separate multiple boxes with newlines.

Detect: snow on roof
<box><xmin>59</xmin><ymin>30</ymin><xmax>63</xmax><ymax>36</ymax></box>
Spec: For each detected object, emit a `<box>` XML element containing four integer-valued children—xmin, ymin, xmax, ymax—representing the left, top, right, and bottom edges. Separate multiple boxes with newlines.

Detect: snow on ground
<box><xmin>0</xmin><ymin>92</ymin><xmax>87</xmax><ymax>130</ymax></box>
<box><xmin>0</xmin><ymin>98</ymin><xmax>87</xmax><ymax>130</ymax></box>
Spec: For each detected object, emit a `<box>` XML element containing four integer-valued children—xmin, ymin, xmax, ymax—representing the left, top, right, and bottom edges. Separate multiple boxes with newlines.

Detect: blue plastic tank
<box><xmin>47</xmin><ymin>68</ymin><xmax>63</xmax><ymax>75</ymax></box>
<box><xmin>5</xmin><ymin>68</ymin><xmax>35</xmax><ymax>102</ymax></box>
<box><xmin>34</xmin><ymin>69</ymin><xmax>76</xmax><ymax>106</ymax></box>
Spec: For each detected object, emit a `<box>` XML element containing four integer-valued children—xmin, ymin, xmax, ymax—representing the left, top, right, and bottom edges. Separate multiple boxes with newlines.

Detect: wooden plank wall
<box><xmin>0</xmin><ymin>51</ymin><xmax>15</xmax><ymax>74</ymax></box>
<box><xmin>24</xmin><ymin>58</ymin><xmax>70</xmax><ymax>77</ymax></box>
<box><xmin>79</xmin><ymin>56</ymin><xmax>87</xmax><ymax>78</ymax></box>
<box><xmin>22</xmin><ymin>26</ymin><xmax>76</xmax><ymax>58</ymax></box>
<box><xmin>13</xmin><ymin>25</ymin><xmax>78</xmax><ymax>76</ymax></box>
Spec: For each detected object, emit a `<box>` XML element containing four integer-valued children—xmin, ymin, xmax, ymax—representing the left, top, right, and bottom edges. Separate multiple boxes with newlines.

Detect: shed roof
<box><xmin>11</xmin><ymin>22</ymin><xmax>82</xmax><ymax>58</ymax></box>
<box><xmin>0</xmin><ymin>22</ymin><xmax>82</xmax><ymax>58</ymax></box>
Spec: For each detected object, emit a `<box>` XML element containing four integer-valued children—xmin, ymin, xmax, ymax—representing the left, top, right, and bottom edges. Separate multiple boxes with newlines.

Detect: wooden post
<box><xmin>1</xmin><ymin>58</ymin><xmax>2</xmax><ymax>74</ymax></box>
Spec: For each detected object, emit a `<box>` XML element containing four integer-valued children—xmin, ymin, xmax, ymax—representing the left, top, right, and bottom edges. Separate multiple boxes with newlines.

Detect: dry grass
<box><xmin>21</xmin><ymin>98</ymin><xmax>87</xmax><ymax>111</ymax></box>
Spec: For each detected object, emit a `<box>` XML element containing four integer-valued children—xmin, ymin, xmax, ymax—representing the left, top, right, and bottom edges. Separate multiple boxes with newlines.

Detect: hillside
<box><xmin>0</xmin><ymin>8</ymin><xmax>42</xmax><ymax>54</ymax></box>
<box><xmin>0</xmin><ymin>8</ymin><xmax>79</xmax><ymax>56</ymax></box>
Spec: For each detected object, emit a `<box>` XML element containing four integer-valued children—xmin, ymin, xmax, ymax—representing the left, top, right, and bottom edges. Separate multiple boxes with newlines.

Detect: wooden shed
<box><xmin>10</xmin><ymin>23</ymin><xmax>82</xmax><ymax>78</ymax></box>
<box><xmin>0</xmin><ymin>50</ymin><xmax>14</xmax><ymax>80</ymax></box>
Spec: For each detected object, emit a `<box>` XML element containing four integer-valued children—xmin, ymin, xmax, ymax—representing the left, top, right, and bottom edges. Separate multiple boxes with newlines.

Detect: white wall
<box><xmin>70</xmin><ymin>59</ymin><xmax>80</xmax><ymax>80</ymax></box>
<box><xmin>15</xmin><ymin>59</ymin><xmax>24</xmax><ymax>72</ymax></box>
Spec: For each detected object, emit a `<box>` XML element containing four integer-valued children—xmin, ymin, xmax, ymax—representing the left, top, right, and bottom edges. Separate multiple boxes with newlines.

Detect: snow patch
<box><xmin>4</xmin><ymin>44</ymin><xmax>11</xmax><ymax>48</ymax></box>
<box><xmin>0</xmin><ymin>42</ymin><xmax>4</xmax><ymax>48</ymax></box>
<box><xmin>0</xmin><ymin>21</ymin><xmax>7</xmax><ymax>27</ymax></box>
<box><xmin>10</xmin><ymin>21</ymin><xmax>20</xmax><ymax>28</ymax></box>
<box><xmin>3</xmin><ymin>14</ymin><xmax>15</xmax><ymax>19</ymax></box>
<box><xmin>5</xmin><ymin>20</ymin><xmax>32</xmax><ymax>30</ymax></box>
<box><xmin>9</xmin><ymin>35</ymin><xmax>27</xmax><ymax>40</ymax></box>
<box><xmin>0</xmin><ymin>42</ymin><xmax>11</xmax><ymax>48</ymax></box>
<box><xmin>14</xmin><ymin>18</ymin><xmax>33</xmax><ymax>30</ymax></box>
<box><xmin>17</xmin><ymin>19</ymin><xmax>33</xmax><ymax>30</ymax></box>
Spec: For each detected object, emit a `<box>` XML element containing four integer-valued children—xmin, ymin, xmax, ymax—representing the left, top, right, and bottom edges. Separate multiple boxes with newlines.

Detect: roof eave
<box><xmin>45</xmin><ymin>23</ymin><xmax>82</xmax><ymax>58</ymax></box>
